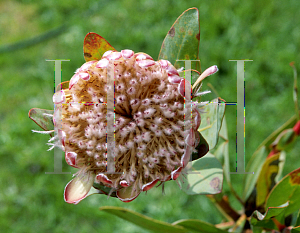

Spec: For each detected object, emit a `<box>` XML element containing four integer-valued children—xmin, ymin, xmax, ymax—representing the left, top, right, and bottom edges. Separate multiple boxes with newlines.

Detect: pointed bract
<box><xmin>64</xmin><ymin>172</ymin><xmax>96</xmax><ymax>204</ymax></box>
<box><xmin>116</xmin><ymin>186</ymin><xmax>140</xmax><ymax>202</ymax></box>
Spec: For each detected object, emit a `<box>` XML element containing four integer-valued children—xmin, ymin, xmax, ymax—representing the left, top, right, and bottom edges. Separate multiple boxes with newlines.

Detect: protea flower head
<box><xmin>50</xmin><ymin>49</ymin><xmax>218</xmax><ymax>204</ymax></box>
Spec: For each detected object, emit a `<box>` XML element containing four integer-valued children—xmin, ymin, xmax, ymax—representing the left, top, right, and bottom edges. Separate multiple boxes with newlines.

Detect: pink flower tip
<box><xmin>53</xmin><ymin>90</ymin><xmax>65</xmax><ymax>104</ymax></box>
<box><xmin>204</xmin><ymin>65</ymin><xmax>218</xmax><ymax>77</ymax></box>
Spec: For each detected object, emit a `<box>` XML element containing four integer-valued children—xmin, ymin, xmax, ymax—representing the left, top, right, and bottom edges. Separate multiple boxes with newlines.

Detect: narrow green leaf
<box><xmin>254</xmin><ymin>113</ymin><xmax>298</xmax><ymax>151</ymax></box>
<box><xmin>290</xmin><ymin>62</ymin><xmax>299</xmax><ymax>120</ymax></box>
<box><xmin>173</xmin><ymin>219</ymin><xmax>227</xmax><ymax>233</ymax></box>
<box><xmin>83</xmin><ymin>32</ymin><xmax>116</xmax><ymax>62</ymax></box>
<box><xmin>272</xmin><ymin>128</ymin><xmax>297</xmax><ymax>151</ymax></box>
<box><xmin>244</xmin><ymin>113</ymin><xmax>300</xmax><ymax>202</ymax></box>
<box><xmin>266</xmin><ymin>168</ymin><xmax>300</xmax><ymax>217</ymax></box>
<box><xmin>243</xmin><ymin>146</ymin><xmax>268</xmax><ymax>201</ymax></box>
<box><xmin>295</xmin><ymin>210</ymin><xmax>300</xmax><ymax>228</ymax></box>
<box><xmin>256</xmin><ymin>153</ymin><xmax>280</xmax><ymax>207</ymax></box>
<box><xmin>181</xmin><ymin>153</ymin><xmax>223</xmax><ymax>195</ymax></box>
<box><xmin>275</xmin><ymin>151</ymin><xmax>286</xmax><ymax>183</ymax></box>
<box><xmin>198</xmin><ymin>98</ymin><xmax>226</xmax><ymax>150</ymax></box>
<box><xmin>292</xmin><ymin>210</ymin><xmax>300</xmax><ymax>232</ymax></box>
<box><xmin>250</xmin><ymin>202</ymin><xmax>289</xmax><ymax>230</ymax></box>
<box><xmin>292</xmin><ymin>226</ymin><xmax>300</xmax><ymax>232</ymax></box>
<box><xmin>28</xmin><ymin>108</ymin><xmax>54</xmax><ymax>136</ymax></box>
<box><xmin>100</xmin><ymin>206</ymin><xmax>187</xmax><ymax>233</ymax></box>
<box><xmin>230</xmin><ymin>214</ymin><xmax>247</xmax><ymax>233</ymax></box>
<box><xmin>158</xmin><ymin>8</ymin><xmax>200</xmax><ymax>72</ymax></box>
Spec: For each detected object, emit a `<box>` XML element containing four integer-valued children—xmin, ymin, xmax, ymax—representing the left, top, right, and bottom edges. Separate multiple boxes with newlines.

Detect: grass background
<box><xmin>0</xmin><ymin>0</ymin><xmax>300</xmax><ymax>232</ymax></box>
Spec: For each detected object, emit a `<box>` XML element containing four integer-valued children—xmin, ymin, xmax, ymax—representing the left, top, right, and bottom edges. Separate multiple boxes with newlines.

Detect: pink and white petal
<box><xmin>135</xmin><ymin>53</ymin><xmax>153</xmax><ymax>61</ymax></box>
<box><xmin>166</xmin><ymin>65</ymin><xmax>179</xmax><ymax>76</ymax></box>
<box><xmin>142</xmin><ymin>179</ymin><xmax>159</xmax><ymax>192</ymax></box>
<box><xmin>79</xmin><ymin>72</ymin><xmax>90</xmax><ymax>81</ymax></box>
<box><xmin>120</xmin><ymin>180</ymin><xmax>129</xmax><ymax>187</ymax></box>
<box><xmin>53</xmin><ymin>90</ymin><xmax>65</xmax><ymax>104</ymax></box>
<box><xmin>106</xmin><ymin>51</ymin><xmax>122</xmax><ymax>61</ymax></box>
<box><xmin>185</xmin><ymin>128</ymin><xmax>196</xmax><ymax>147</ymax></box>
<box><xmin>136</xmin><ymin>59</ymin><xmax>155</xmax><ymax>68</ymax></box>
<box><xmin>58</xmin><ymin>129</ymin><xmax>66</xmax><ymax>146</ymax></box>
<box><xmin>178</xmin><ymin>79</ymin><xmax>192</xmax><ymax>97</ymax></box>
<box><xmin>171</xmin><ymin>166</ymin><xmax>183</xmax><ymax>180</ymax></box>
<box><xmin>78</xmin><ymin>60</ymin><xmax>97</xmax><ymax>72</ymax></box>
<box><xmin>116</xmin><ymin>186</ymin><xmax>140</xmax><ymax>203</ymax></box>
<box><xmin>96</xmin><ymin>58</ymin><xmax>109</xmax><ymax>68</ymax></box>
<box><xmin>121</xmin><ymin>49</ymin><xmax>134</xmax><ymax>59</ymax></box>
<box><xmin>194</xmin><ymin>130</ymin><xmax>201</xmax><ymax>148</ymax></box>
<box><xmin>193</xmin><ymin>108</ymin><xmax>201</xmax><ymax>130</ymax></box>
<box><xmin>159</xmin><ymin>59</ymin><xmax>170</xmax><ymax>69</ymax></box>
<box><xmin>102</xmin><ymin>50</ymin><xmax>114</xmax><ymax>58</ymax></box>
<box><xmin>53</xmin><ymin>107</ymin><xmax>62</xmax><ymax>127</ymax></box>
<box><xmin>96</xmin><ymin>173</ymin><xmax>113</xmax><ymax>186</ymax></box>
<box><xmin>64</xmin><ymin>172</ymin><xmax>96</xmax><ymax>204</ymax></box>
<box><xmin>199</xmin><ymin>65</ymin><xmax>218</xmax><ymax>80</ymax></box>
<box><xmin>69</xmin><ymin>73</ymin><xmax>80</xmax><ymax>90</ymax></box>
<box><xmin>65</xmin><ymin>152</ymin><xmax>78</xmax><ymax>168</ymax></box>
<box><xmin>168</xmin><ymin>75</ymin><xmax>182</xmax><ymax>84</ymax></box>
<box><xmin>181</xmin><ymin>145</ymin><xmax>193</xmax><ymax>168</ymax></box>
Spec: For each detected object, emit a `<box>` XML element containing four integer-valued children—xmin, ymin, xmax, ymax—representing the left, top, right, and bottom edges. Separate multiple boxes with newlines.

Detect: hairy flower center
<box><xmin>58</xmin><ymin>53</ymin><xmax>196</xmax><ymax>191</ymax></box>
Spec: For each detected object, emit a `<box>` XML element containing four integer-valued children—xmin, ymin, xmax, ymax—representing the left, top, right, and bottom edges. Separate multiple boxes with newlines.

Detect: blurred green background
<box><xmin>1</xmin><ymin>0</ymin><xmax>300</xmax><ymax>232</ymax></box>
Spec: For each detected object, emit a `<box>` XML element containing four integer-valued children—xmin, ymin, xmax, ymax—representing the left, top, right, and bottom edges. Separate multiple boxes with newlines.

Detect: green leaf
<box><xmin>292</xmin><ymin>226</ymin><xmax>300</xmax><ymax>232</ymax></box>
<box><xmin>290</xmin><ymin>62</ymin><xmax>299</xmax><ymax>120</ymax></box>
<box><xmin>198</xmin><ymin>98</ymin><xmax>226</xmax><ymax>150</ymax></box>
<box><xmin>292</xmin><ymin>210</ymin><xmax>300</xmax><ymax>232</ymax></box>
<box><xmin>83</xmin><ymin>32</ymin><xmax>116</xmax><ymax>62</ymax></box>
<box><xmin>251</xmin><ymin>225</ymin><xmax>263</xmax><ymax>233</ymax></box>
<box><xmin>275</xmin><ymin>151</ymin><xmax>286</xmax><ymax>183</ymax></box>
<box><xmin>181</xmin><ymin>152</ymin><xmax>223</xmax><ymax>195</ymax></box>
<box><xmin>100</xmin><ymin>206</ymin><xmax>187</xmax><ymax>233</ymax></box>
<box><xmin>272</xmin><ymin>128</ymin><xmax>297</xmax><ymax>151</ymax></box>
<box><xmin>230</xmin><ymin>214</ymin><xmax>247</xmax><ymax>233</ymax></box>
<box><xmin>256</xmin><ymin>153</ymin><xmax>281</xmax><ymax>207</ymax></box>
<box><xmin>243</xmin><ymin>146</ymin><xmax>268</xmax><ymax>201</ymax></box>
<box><xmin>173</xmin><ymin>219</ymin><xmax>227</xmax><ymax>233</ymax></box>
<box><xmin>213</xmin><ymin>116</ymin><xmax>230</xmax><ymax>184</ymax></box>
<box><xmin>250</xmin><ymin>202</ymin><xmax>289</xmax><ymax>230</ymax></box>
<box><xmin>28</xmin><ymin>108</ymin><xmax>54</xmax><ymax>136</ymax></box>
<box><xmin>255</xmin><ymin>113</ymin><xmax>298</xmax><ymax>150</ymax></box>
<box><xmin>244</xmin><ymin>113</ymin><xmax>300</xmax><ymax>202</ymax></box>
<box><xmin>266</xmin><ymin>168</ymin><xmax>300</xmax><ymax>217</ymax></box>
<box><xmin>158</xmin><ymin>8</ymin><xmax>200</xmax><ymax>72</ymax></box>
<box><xmin>295</xmin><ymin>210</ymin><xmax>300</xmax><ymax>227</ymax></box>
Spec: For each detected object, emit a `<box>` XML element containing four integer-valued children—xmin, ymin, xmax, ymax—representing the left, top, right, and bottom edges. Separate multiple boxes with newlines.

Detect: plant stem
<box><xmin>206</xmin><ymin>194</ymin><xmax>240</xmax><ymax>222</ymax></box>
